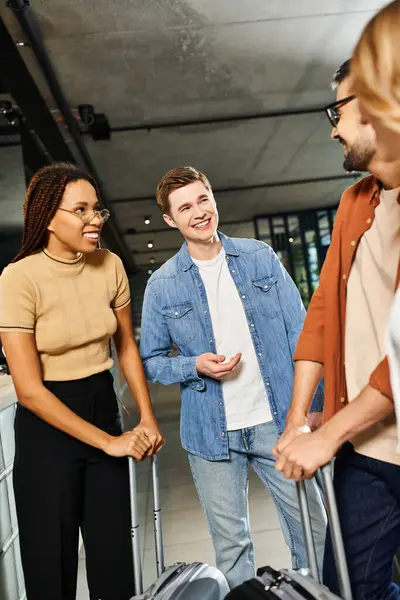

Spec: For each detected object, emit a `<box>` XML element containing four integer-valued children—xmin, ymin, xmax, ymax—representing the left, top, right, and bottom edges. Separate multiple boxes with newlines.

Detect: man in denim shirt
<box><xmin>140</xmin><ymin>166</ymin><xmax>326</xmax><ymax>589</ymax></box>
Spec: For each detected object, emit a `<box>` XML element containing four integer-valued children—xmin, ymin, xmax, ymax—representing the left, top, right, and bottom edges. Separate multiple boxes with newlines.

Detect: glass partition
<box><xmin>0</xmin><ymin>114</ymin><xmax>26</xmax><ymax>600</ymax></box>
<box><xmin>0</xmin><ymin>400</ymin><xmax>25</xmax><ymax>600</ymax></box>
<box><xmin>255</xmin><ymin>206</ymin><xmax>338</xmax><ymax>306</ymax></box>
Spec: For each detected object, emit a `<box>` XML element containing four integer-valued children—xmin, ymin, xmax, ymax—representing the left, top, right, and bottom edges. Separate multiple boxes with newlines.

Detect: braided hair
<box><xmin>13</xmin><ymin>163</ymin><xmax>101</xmax><ymax>263</ymax></box>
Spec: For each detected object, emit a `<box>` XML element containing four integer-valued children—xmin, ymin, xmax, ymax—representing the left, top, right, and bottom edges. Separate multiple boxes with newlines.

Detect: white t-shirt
<box><xmin>192</xmin><ymin>248</ymin><xmax>272</xmax><ymax>430</ymax></box>
<box><xmin>345</xmin><ymin>186</ymin><xmax>400</xmax><ymax>465</ymax></box>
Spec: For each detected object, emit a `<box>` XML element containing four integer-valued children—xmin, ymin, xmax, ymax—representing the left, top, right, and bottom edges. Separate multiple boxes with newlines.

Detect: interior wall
<box><xmin>0</xmin><ymin>144</ymin><xmax>25</xmax><ymax>272</ymax></box>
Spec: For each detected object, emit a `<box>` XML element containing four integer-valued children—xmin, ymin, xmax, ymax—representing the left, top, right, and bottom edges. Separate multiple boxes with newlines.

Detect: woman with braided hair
<box><xmin>0</xmin><ymin>162</ymin><xmax>164</xmax><ymax>600</ymax></box>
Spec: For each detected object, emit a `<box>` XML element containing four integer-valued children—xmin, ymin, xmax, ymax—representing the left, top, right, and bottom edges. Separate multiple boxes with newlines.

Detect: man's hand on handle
<box><xmin>274</xmin><ymin>429</ymin><xmax>339</xmax><ymax>481</ymax></box>
<box><xmin>275</xmin><ymin>382</ymin><xmax>396</xmax><ymax>481</ymax></box>
<box><xmin>273</xmin><ymin>409</ymin><xmax>309</xmax><ymax>459</ymax></box>
<box><xmin>273</xmin><ymin>410</ymin><xmax>330</xmax><ymax>480</ymax></box>
<box><xmin>196</xmin><ymin>352</ymin><xmax>242</xmax><ymax>380</ymax></box>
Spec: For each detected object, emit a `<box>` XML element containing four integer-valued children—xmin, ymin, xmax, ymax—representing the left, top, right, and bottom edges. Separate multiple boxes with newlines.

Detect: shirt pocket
<box><xmin>161</xmin><ymin>302</ymin><xmax>197</xmax><ymax>348</ymax></box>
<box><xmin>252</xmin><ymin>275</ymin><xmax>280</xmax><ymax>319</ymax></box>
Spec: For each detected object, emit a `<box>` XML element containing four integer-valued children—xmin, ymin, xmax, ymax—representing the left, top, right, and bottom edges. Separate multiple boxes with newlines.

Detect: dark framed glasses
<box><xmin>325</xmin><ymin>95</ymin><xmax>356</xmax><ymax>127</ymax></box>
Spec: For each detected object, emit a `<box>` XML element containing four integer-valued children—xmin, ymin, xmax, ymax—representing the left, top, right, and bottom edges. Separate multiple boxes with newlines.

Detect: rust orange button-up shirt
<box><xmin>294</xmin><ymin>175</ymin><xmax>400</xmax><ymax>422</ymax></box>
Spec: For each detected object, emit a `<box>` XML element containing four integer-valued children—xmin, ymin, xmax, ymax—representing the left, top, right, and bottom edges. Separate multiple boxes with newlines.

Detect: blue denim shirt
<box><xmin>140</xmin><ymin>233</ymin><xmax>324</xmax><ymax>460</ymax></box>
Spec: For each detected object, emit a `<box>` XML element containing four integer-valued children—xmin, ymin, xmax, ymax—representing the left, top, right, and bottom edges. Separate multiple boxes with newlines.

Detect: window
<box><xmin>255</xmin><ymin>205</ymin><xmax>338</xmax><ymax>306</ymax></box>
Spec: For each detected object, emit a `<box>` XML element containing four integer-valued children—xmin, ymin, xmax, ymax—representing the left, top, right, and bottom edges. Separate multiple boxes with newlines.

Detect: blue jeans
<box><xmin>323</xmin><ymin>444</ymin><xmax>400</xmax><ymax>600</ymax></box>
<box><xmin>188</xmin><ymin>421</ymin><xmax>327</xmax><ymax>589</ymax></box>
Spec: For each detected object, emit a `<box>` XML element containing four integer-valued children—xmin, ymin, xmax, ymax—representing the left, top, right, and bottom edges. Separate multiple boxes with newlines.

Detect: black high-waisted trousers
<box><xmin>13</xmin><ymin>370</ymin><xmax>135</xmax><ymax>600</ymax></box>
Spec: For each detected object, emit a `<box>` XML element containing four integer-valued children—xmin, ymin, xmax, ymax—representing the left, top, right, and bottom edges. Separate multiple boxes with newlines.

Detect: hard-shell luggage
<box><xmin>128</xmin><ymin>455</ymin><xmax>230</xmax><ymax>600</ymax></box>
<box><xmin>226</xmin><ymin>463</ymin><xmax>353</xmax><ymax>600</ymax></box>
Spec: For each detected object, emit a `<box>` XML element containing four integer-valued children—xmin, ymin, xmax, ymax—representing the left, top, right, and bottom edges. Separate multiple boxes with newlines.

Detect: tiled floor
<box><xmin>76</xmin><ymin>383</ymin><xmax>291</xmax><ymax>598</ymax></box>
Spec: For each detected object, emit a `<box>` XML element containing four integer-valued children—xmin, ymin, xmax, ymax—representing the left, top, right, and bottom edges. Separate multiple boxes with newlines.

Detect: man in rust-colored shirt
<box><xmin>273</xmin><ymin>60</ymin><xmax>400</xmax><ymax>599</ymax></box>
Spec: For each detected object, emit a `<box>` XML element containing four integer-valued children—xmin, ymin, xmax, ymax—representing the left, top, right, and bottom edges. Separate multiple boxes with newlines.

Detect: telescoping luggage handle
<box><xmin>297</xmin><ymin>463</ymin><xmax>353</xmax><ymax>600</ymax></box>
<box><xmin>128</xmin><ymin>455</ymin><xmax>165</xmax><ymax>596</ymax></box>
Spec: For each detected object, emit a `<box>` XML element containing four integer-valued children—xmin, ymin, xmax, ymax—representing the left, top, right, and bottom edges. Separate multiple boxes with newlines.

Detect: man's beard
<box><xmin>342</xmin><ymin>141</ymin><xmax>375</xmax><ymax>173</ymax></box>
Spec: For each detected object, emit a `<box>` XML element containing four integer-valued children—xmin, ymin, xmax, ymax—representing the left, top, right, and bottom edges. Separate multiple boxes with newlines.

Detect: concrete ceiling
<box><xmin>0</xmin><ymin>0</ymin><xmax>388</xmax><ymax>270</ymax></box>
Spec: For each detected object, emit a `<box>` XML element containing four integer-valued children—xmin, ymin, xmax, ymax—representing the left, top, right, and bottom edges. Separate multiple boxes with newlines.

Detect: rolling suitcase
<box><xmin>226</xmin><ymin>463</ymin><xmax>353</xmax><ymax>600</ymax></box>
<box><xmin>128</xmin><ymin>455</ymin><xmax>230</xmax><ymax>600</ymax></box>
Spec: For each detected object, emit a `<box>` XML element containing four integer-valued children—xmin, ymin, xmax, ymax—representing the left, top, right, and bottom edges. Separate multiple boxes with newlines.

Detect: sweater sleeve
<box><xmin>0</xmin><ymin>265</ymin><xmax>36</xmax><ymax>333</ymax></box>
<box><xmin>111</xmin><ymin>254</ymin><xmax>131</xmax><ymax>310</ymax></box>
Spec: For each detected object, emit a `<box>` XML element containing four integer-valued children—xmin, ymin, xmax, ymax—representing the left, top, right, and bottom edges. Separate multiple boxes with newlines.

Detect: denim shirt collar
<box><xmin>178</xmin><ymin>231</ymin><xmax>240</xmax><ymax>272</ymax></box>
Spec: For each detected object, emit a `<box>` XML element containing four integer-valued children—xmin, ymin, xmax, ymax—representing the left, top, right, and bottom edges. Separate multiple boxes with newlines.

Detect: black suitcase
<box><xmin>226</xmin><ymin>463</ymin><xmax>353</xmax><ymax>599</ymax></box>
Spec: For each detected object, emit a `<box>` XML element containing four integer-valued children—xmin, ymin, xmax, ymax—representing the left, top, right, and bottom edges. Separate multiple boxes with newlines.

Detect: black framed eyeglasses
<box><xmin>325</xmin><ymin>95</ymin><xmax>356</xmax><ymax>127</ymax></box>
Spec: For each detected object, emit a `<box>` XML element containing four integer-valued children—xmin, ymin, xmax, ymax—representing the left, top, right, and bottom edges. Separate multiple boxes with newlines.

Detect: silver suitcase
<box><xmin>128</xmin><ymin>455</ymin><xmax>230</xmax><ymax>600</ymax></box>
<box><xmin>226</xmin><ymin>464</ymin><xmax>353</xmax><ymax>599</ymax></box>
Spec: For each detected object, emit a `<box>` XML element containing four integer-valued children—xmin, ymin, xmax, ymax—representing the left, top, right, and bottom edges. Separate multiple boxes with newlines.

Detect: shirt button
<box><xmin>221</xmin><ymin>431</ymin><xmax>225</xmax><ymax>437</ymax></box>
<box><xmin>175</xmin><ymin>312</ymin><xmax>179</xmax><ymax>316</ymax></box>
<box><xmin>232</xmin><ymin>270</ymin><xmax>236</xmax><ymax>274</ymax></box>
<box><xmin>266</xmin><ymin>382</ymin><xmax>270</xmax><ymax>386</ymax></box>
<box><xmin>340</xmin><ymin>397</ymin><xmax>346</xmax><ymax>404</ymax></box>
<box><xmin>242</xmin><ymin>295</ymin><xmax>246</xmax><ymax>299</ymax></box>
<box><xmin>366</xmin><ymin>218</ymin><xmax>372</xmax><ymax>224</ymax></box>
<box><xmin>264</xmin><ymin>285</ymin><xmax>268</xmax><ymax>289</ymax></box>
<box><xmin>350</xmin><ymin>240</ymin><xmax>356</xmax><ymax>246</ymax></box>
<box><xmin>218</xmin><ymin>402</ymin><xmax>223</xmax><ymax>406</ymax></box>
<box><xmin>209</xmin><ymin>339</ymin><xmax>213</xmax><ymax>344</ymax></box>
<box><xmin>196</xmin><ymin>385</ymin><xmax>202</xmax><ymax>390</ymax></box>
<box><xmin>258</xmin><ymin>352</ymin><xmax>262</xmax><ymax>357</ymax></box>
<box><xmin>203</xmin><ymin>310</ymin><xmax>207</xmax><ymax>314</ymax></box>
<box><xmin>251</xmin><ymin>323</ymin><xmax>255</xmax><ymax>328</ymax></box>
<box><xmin>342</xmin><ymin>274</ymin><xmax>346</xmax><ymax>280</ymax></box>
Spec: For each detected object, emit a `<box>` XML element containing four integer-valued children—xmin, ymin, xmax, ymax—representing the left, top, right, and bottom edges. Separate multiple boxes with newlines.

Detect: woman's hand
<box><xmin>113</xmin><ymin>306</ymin><xmax>165</xmax><ymax>457</ymax></box>
<box><xmin>135</xmin><ymin>418</ymin><xmax>165</xmax><ymax>455</ymax></box>
<box><xmin>104</xmin><ymin>430</ymin><xmax>152</xmax><ymax>461</ymax></box>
